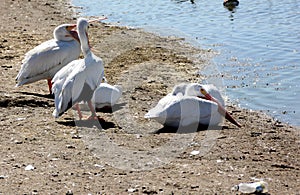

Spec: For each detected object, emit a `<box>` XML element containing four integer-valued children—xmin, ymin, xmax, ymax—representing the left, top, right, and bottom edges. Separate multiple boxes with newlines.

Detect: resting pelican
<box><xmin>15</xmin><ymin>23</ymin><xmax>81</xmax><ymax>94</ymax></box>
<box><xmin>92</xmin><ymin>82</ymin><xmax>122</xmax><ymax>109</ymax></box>
<box><xmin>52</xmin><ymin>18</ymin><xmax>105</xmax><ymax>120</ymax></box>
<box><xmin>145</xmin><ymin>83</ymin><xmax>241</xmax><ymax>128</ymax></box>
<box><xmin>76</xmin><ymin>82</ymin><xmax>123</xmax><ymax>111</ymax></box>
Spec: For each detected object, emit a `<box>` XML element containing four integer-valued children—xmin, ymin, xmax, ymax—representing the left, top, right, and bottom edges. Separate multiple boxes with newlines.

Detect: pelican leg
<box><xmin>74</xmin><ymin>103</ymin><xmax>83</xmax><ymax>120</ymax></box>
<box><xmin>47</xmin><ymin>79</ymin><xmax>53</xmax><ymax>94</ymax></box>
<box><xmin>87</xmin><ymin>100</ymin><xmax>101</xmax><ymax>120</ymax></box>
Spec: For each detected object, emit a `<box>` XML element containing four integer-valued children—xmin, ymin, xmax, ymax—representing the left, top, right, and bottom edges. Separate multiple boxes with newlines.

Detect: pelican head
<box><xmin>53</xmin><ymin>24</ymin><xmax>79</xmax><ymax>42</ymax></box>
<box><xmin>185</xmin><ymin>83</ymin><xmax>205</xmax><ymax>97</ymax></box>
<box><xmin>186</xmin><ymin>83</ymin><xmax>242</xmax><ymax>128</ymax></box>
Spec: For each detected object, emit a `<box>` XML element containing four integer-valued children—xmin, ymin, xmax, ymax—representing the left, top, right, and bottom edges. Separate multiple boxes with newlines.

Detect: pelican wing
<box><xmin>145</xmin><ymin>96</ymin><xmax>221</xmax><ymax>127</ymax></box>
<box><xmin>51</xmin><ymin>59</ymin><xmax>79</xmax><ymax>94</ymax></box>
<box><xmin>16</xmin><ymin>39</ymin><xmax>80</xmax><ymax>85</ymax></box>
<box><xmin>52</xmin><ymin>54</ymin><xmax>104</xmax><ymax>118</ymax></box>
<box><xmin>52</xmin><ymin>59</ymin><xmax>86</xmax><ymax>117</ymax></box>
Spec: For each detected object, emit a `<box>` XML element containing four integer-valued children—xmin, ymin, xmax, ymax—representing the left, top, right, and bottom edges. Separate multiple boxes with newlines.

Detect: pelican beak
<box><xmin>69</xmin><ymin>30</ymin><xmax>80</xmax><ymax>42</ymax></box>
<box><xmin>200</xmin><ymin>88</ymin><xmax>242</xmax><ymax>128</ymax></box>
<box><xmin>65</xmin><ymin>24</ymin><xmax>80</xmax><ymax>42</ymax></box>
<box><xmin>88</xmin><ymin>16</ymin><xmax>108</xmax><ymax>23</ymax></box>
<box><xmin>66</xmin><ymin>24</ymin><xmax>77</xmax><ymax>31</ymax></box>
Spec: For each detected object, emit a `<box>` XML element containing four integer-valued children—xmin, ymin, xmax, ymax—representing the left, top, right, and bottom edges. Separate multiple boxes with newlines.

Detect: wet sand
<box><xmin>0</xmin><ymin>0</ymin><xmax>299</xmax><ymax>194</ymax></box>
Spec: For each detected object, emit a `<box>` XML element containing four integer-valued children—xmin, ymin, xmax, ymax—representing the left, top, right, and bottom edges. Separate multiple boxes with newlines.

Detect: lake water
<box><xmin>71</xmin><ymin>0</ymin><xmax>300</xmax><ymax>126</ymax></box>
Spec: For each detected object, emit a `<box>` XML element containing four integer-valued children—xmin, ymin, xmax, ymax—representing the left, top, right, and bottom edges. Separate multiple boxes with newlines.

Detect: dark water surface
<box><xmin>72</xmin><ymin>0</ymin><xmax>300</xmax><ymax>126</ymax></box>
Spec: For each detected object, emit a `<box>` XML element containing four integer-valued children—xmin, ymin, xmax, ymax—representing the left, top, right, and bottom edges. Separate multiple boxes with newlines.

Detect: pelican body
<box><xmin>145</xmin><ymin>83</ymin><xmax>241</xmax><ymax>128</ymax></box>
<box><xmin>77</xmin><ymin>82</ymin><xmax>122</xmax><ymax>111</ymax></box>
<box><xmin>92</xmin><ymin>83</ymin><xmax>122</xmax><ymax>109</ymax></box>
<box><xmin>16</xmin><ymin>23</ymin><xmax>81</xmax><ymax>93</ymax></box>
<box><xmin>52</xmin><ymin>18</ymin><xmax>104</xmax><ymax>119</ymax></box>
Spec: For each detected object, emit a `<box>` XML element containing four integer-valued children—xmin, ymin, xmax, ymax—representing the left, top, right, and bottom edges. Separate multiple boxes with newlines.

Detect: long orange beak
<box><xmin>200</xmin><ymin>88</ymin><xmax>242</xmax><ymax>128</ymax></box>
<box><xmin>88</xmin><ymin>16</ymin><xmax>108</xmax><ymax>23</ymax></box>
<box><xmin>86</xmin><ymin>17</ymin><xmax>107</xmax><ymax>48</ymax></box>
<box><xmin>66</xmin><ymin>24</ymin><xmax>77</xmax><ymax>31</ymax></box>
<box><xmin>67</xmin><ymin>17</ymin><xmax>108</xmax><ymax>46</ymax></box>
<box><xmin>65</xmin><ymin>24</ymin><xmax>80</xmax><ymax>42</ymax></box>
<box><xmin>70</xmin><ymin>30</ymin><xmax>80</xmax><ymax>42</ymax></box>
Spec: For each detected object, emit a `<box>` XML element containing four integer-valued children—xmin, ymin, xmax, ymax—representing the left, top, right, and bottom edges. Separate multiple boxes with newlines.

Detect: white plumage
<box><xmin>92</xmin><ymin>83</ymin><xmax>122</xmax><ymax>109</ymax></box>
<box><xmin>16</xmin><ymin>23</ymin><xmax>81</xmax><ymax>93</ymax></box>
<box><xmin>52</xmin><ymin>18</ymin><xmax>104</xmax><ymax>119</ymax></box>
<box><xmin>145</xmin><ymin>83</ymin><xmax>241</xmax><ymax>128</ymax></box>
<box><xmin>77</xmin><ymin>82</ymin><xmax>122</xmax><ymax>110</ymax></box>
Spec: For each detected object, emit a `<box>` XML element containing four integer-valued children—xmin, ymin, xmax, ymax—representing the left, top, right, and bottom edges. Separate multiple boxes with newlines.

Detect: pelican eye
<box><xmin>200</xmin><ymin>88</ymin><xmax>207</xmax><ymax>95</ymax></box>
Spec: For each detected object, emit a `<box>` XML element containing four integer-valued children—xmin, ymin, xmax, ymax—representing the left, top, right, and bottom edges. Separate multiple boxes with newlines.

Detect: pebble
<box><xmin>190</xmin><ymin>150</ymin><xmax>200</xmax><ymax>155</ymax></box>
<box><xmin>0</xmin><ymin>175</ymin><xmax>8</xmax><ymax>179</ymax></box>
<box><xmin>127</xmin><ymin>188</ymin><xmax>137</xmax><ymax>193</ymax></box>
<box><xmin>25</xmin><ymin>164</ymin><xmax>34</xmax><ymax>171</ymax></box>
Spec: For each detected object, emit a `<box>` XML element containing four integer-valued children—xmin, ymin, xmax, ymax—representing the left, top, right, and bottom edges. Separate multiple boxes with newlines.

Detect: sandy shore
<box><xmin>0</xmin><ymin>0</ymin><xmax>299</xmax><ymax>194</ymax></box>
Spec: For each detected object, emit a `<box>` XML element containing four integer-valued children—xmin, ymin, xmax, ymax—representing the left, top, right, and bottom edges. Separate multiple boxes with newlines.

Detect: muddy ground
<box><xmin>0</xmin><ymin>0</ymin><xmax>299</xmax><ymax>194</ymax></box>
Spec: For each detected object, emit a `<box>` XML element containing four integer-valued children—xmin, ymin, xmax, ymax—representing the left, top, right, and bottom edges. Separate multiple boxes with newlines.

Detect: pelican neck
<box><xmin>78</xmin><ymin>28</ymin><xmax>90</xmax><ymax>56</ymax></box>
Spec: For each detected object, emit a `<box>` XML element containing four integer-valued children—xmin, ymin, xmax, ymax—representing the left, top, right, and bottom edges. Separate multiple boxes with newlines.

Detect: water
<box><xmin>71</xmin><ymin>0</ymin><xmax>300</xmax><ymax>126</ymax></box>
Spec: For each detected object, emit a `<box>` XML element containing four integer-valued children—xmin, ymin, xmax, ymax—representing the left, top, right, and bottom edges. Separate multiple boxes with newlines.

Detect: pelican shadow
<box><xmin>17</xmin><ymin>91</ymin><xmax>54</xmax><ymax>99</ymax></box>
<box><xmin>56</xmin><ymin>118</ymin><xmax>116</xmax><ymax>130</ymax></box>
<box><xmin>96</xmin><ymin>102</ymin><xmax>126</xmax><ymax>113</ymax></box>
<box><xmin>0</xmin><ymin>96</ymin><xmax>52</xmax><ymax>108</ymax></box>
<box><xmin>153</xmin><ymin>123</ymin><xmax>224</xmax><ymax>134</ymax></box>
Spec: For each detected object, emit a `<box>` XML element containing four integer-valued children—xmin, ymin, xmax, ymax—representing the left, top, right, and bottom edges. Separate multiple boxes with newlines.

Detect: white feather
<box><xmin>16</xmin><ymin>24</ymin><xmax>80</xmax><ymax>87</ymax></box>
<box><xmin>145</xmin><ymin>83</ymin><xmax>225</xmax><ymax>127</ymax></box>
<box><xmin>52</xmin><ymin>18</ymin><xmax>104</xmax><ymax>118</ymax></box>
<box><xmin>77</xmin><ymin>83</ymin><xmax>123</xmax><ymax>110</ymax></box>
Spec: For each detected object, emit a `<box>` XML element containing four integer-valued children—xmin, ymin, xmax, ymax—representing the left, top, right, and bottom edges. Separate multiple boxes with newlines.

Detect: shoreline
<box><xmin>0</xmin><ymin>0</ymin><xmax>299</xmax><ymax>194</ymax></box>
<box><xmin>71</xmin><ymin>1</ymin><xmax>299</xmax><ymax>128</ymax></box>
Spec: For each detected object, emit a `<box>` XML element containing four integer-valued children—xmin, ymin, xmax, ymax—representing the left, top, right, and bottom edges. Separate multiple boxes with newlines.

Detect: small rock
<box><xmin>66</xmin><ymin>190</ymin><xmax>73</xmax><ymax>195</ymax></box>
<box><xmin>0</xmin><ymin>175</ymin><xmax>8</xmax><ymax>179</ymax></box>
<box><xmin>66</xmin><ymin>145</ymin><xmax>76</xmax><ymax>149</ymax></box>
<box><xmin>25</xmin><ymin>164</ymin><xmax>34</xmax><ymax>171</ymax></box>
<box><xmin>190</xmin><ymin>150</ymin><xmax>200</xmax><ymax>155</ymax></box>
<box><xmin>136</xmin><ymin>134</ymin><xmax>142</xmax><ymax>138</ymax></box>
<box><xmin>14</xmin><ymin>140</ymin><xmax>23</xmax><ymax>144</ymax></box>
<box><xmin>191</xmin><ymin>184</ymin><xmax>199</xmax><ymax>189</ymax></box>
<box><xmin>127</xmin><ymin>188</ymin><xmax>137</xmax><ymax>193</ymax></box>
<box><xmin>94</xmin><ymin>164</ymin><xmax>104</xmax><ymax>168</ymax></box>
<box><xmin>71</xmin><ymin>135</ymin><xmax>81</xmax><ymax>139</ymax></box>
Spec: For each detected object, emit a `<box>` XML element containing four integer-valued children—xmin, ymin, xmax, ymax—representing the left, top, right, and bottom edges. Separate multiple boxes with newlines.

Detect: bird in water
<box><xmin>52</xmin><ymin>17</ymin><xmax>106</xmax><ymax>120</ymax></box>
<box><xmin>145</xmin><ymin>83</ymin><xmax>241</xmax><ymax>128</ymax></box>
<box><xmin>15</xmin><ymin>23</ymin><xmax>81</xmax><ymax>94</ymax></box>
<box><xmin>223</xmin><ymin>0</ymin><xmax>239</xmax><ymax>11</ymax></box>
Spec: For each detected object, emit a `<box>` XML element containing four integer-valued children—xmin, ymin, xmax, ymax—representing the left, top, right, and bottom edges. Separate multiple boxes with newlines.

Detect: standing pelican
<box><xmin>52</xmin><ymin>18</ymin><xmax>105</xmax><ymax>120</ymax></box>
<box><xmin>145</xmin><ymin>83</ymin><xmax>241</xmax><ymax>128</ymax></box>
<box><xmin>15</xmin><ymin>23</ymin><xmax>81</xmax><ymax>94</ymax></box>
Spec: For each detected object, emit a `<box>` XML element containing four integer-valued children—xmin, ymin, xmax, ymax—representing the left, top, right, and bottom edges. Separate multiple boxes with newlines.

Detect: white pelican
<box><xmin>15</xmin><ymin>23</ymin><xmax>81</xmax><ymax>94</ymax></box>
<box><xmin>92</xmin><ymin>82</ymin><xmax>122</xmax><ymax>109</ymax></box>
<box><xmin>145</xmin><ymin>83</ymin><xmax>241</xmax><ymax>128</ymax></box>
<box><xmin>52</xmin><ymin>18</ymin><xmax>105</xmax><ymax>120</ymax></box>
<box><xmin>76</xmin><ymin>82</ymin><xmax>123</xmax><ymax>111</ymax></box>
